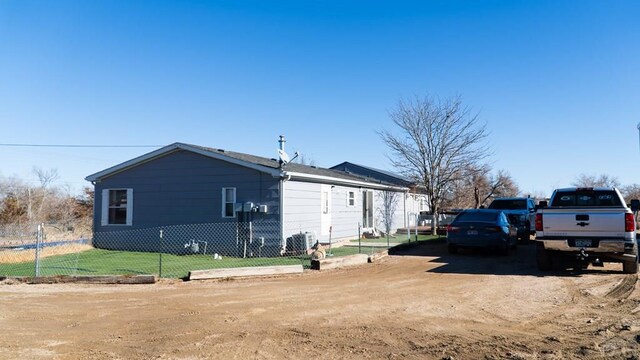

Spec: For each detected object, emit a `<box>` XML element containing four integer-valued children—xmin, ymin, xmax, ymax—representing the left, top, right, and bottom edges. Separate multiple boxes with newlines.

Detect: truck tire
<box><xmin>536</xmin><ymin>244</ymin><xmax>552</xmax><ymax>271</ymax></box>
<box><xmin>623</xmin><ymin>255</ymin><xmax>638</xmax><ymax>274</ymax></box>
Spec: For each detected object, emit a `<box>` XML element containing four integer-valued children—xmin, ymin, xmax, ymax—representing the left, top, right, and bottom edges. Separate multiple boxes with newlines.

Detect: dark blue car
<box><xmin>446</xmin><ymin>209</ymin><xmax>517</xmax><ymax>255</ymax></box>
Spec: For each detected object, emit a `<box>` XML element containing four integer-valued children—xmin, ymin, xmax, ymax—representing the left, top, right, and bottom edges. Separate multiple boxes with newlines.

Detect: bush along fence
<box><xmin>0</xmin><ymin>220</ymin><xmax>431</xmax><ymax>279</ymax></box>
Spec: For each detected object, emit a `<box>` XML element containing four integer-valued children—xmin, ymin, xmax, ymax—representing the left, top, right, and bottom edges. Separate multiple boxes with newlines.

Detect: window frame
<box><xmin>322</xmin><ymin>190</ymin><xmax>330</xmax><ymax>214</ymax></box>
<box><xmin>347</xmin><ymin>191</ymin><xmax>356</xmax><ymax>207</ymax></box>
<box><xmin>222</xmin><ymin>187</ymin><xmax>237</xmax><ymax>218</ymax></box>
<box><xmin>101</xmin><ymin>188</ymin><xmax>133</xmax><ymax>226</ymax></box>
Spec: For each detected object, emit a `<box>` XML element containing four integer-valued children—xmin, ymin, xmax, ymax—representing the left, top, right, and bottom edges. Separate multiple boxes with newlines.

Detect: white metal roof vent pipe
<box><xmin>279</xmin><ymin>135</ymin><xmax>286</xmax><ymax>151</ymax></box>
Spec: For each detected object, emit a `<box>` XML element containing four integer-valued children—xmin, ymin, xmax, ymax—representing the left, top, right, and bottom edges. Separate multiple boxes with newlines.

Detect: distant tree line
<box><xmin>572</xmin><ymin>173</ymin><xmax>640</xmax><ymax>204</ymax></box>
<box><xmin>0</xmin><ymin>168</ymin><xmax>93</xmax><ymax>233</ymax></box>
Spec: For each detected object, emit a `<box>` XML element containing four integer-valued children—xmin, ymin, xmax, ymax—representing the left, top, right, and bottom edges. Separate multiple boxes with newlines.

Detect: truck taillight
<box><xmin>535</xmin><ymin>213</ymin><xmax>543</xmax><ymax>231</ymax></box>
<box><xmin>625</xmin><ymin>213</ymin><xmax>635</xmax><ymax>232</ymax></box>
<box><xmin>447</xmin><ymin>225</ymin><xmax>459</xmax><ymax>233</ymax></box>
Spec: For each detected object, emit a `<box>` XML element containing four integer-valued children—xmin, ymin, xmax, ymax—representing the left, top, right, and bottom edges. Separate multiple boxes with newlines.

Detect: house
<box><xmin>331</xmin><ymin>161</ymin><xmax>429</xmax><ymax>222</ymax></box>
<box><xmin>85</xmin><ymin>139</ymin><xmax>425</xmax><ymax>256</ymax></box>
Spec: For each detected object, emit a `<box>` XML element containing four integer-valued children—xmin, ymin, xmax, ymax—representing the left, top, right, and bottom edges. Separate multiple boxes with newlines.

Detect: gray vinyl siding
<box><xmin>92</xmin><ymin>150</ymin><xmax>280</xmax><ymax>254</ymax></box>
<box><xmin>282</xmin><ymin>181</ymin><xmax>322</xmax><ymax>241</ymax></box>
<box><xmin>282</xmin><ymin>181</ymin><xmax>408</xmax><ymax>243</ymax></box>
<box><xmin>372</xmin><ymin>189</ymin><xmax>408</xmax><ymax>234</ymax></box>
<box><xmin>330</xmin><ymin>186</ymin><xmax>364</xmax><ymax>240</ymax></box>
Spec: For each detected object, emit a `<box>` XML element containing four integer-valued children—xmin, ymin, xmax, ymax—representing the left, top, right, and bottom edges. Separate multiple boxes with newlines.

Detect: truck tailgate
<box><xmin>542</xmin><ymin>209</ymin><xmax>626</xmax><ymax>237</ymax></box>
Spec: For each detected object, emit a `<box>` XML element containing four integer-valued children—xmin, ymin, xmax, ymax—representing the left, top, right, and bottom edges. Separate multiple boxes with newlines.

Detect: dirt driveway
<box><xmin>1</xmin><ymin>241</ymin><xmax>639</xmax><ymax>359</ymax></box>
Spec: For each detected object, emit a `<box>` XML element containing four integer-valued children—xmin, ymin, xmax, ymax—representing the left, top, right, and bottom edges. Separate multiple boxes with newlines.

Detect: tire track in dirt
<box><xmin>605</xmin><ymin>274</ymin><xmax>637</xmax><ymax>299</ymax></box>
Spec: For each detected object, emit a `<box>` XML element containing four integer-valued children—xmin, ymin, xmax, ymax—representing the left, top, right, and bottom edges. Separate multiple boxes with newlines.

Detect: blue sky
<box><xmin>1</xmin><ymin>0</ymin><xmax>639</xmax><ymax>197</ymax></box>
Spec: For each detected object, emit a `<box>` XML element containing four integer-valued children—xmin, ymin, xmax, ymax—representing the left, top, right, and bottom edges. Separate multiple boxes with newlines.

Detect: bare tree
<box><xmin>33</xmin><ymin>167</ymin><xmax>59</xmax><ymax>189</ymax></box>
<box><xmin>379</xmin><ymin>95</ymin><xmax>490</xmax><ymax>235</ymax></box>
<box><xmin>572</xmin><ymin>174</ymin><xmax>620</xmax><ymax>188</ymax></box>
<box><xmin>293</xmin><ymin>154</ymin><xmax>317</xmax><ymax>167</ymax></box>
<box><xmin>621</xmin><ymin>184</ymin><xmax>640</xmax><ymax>203</ymax></box>
<box><xmin>32</xmin><ymin>167</ymin><xmax>59</xmax><ymax>220</ymax></box>
<box><xmin>376</xmin><ymin>190</ymin><xmax>399</xmax><ymax>247</ymax></box>
<box><xmin>442</xmin><ymin>165</ymin><xmax>519</xmax><ymax>209</ymax></box>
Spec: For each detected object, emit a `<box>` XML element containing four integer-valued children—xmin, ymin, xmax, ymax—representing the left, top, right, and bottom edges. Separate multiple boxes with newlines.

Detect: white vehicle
<box><xmin>535</xmin><ymin>187</ymin><xmax>639</xmax><ymax>273</ymax></box>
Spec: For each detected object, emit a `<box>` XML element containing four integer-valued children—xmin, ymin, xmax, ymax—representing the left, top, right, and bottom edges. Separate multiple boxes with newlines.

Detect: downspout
<box><xmin>403</xmin><ymin>190</ymin><xmax>407</xmax><ymax>228</ymax></box>
<box><xmin>279</xmin><ymin>174</ymin><xmax>291</xmax><ymax>254</ymax></box>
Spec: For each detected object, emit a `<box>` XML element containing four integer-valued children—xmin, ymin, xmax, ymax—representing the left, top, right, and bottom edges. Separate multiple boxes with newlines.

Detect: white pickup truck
<box><xmin>535</xmin><ymin>187</ymin><xmax>640</xmax><ymax>273</ymax></box>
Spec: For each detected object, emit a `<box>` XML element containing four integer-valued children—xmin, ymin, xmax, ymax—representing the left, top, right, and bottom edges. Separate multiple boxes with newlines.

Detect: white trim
<box><xmin>347</xmin><ymin>190</ymin><xmax>356</xmax><ymax>207</ymax></box>
<box><xmin>284</xmin><ymin>171</ymin><xmax>407</xmax><ymax>191</ymax></box>
<box><xmin>126</xmin><ymin>188</ymin><xmax>134</xmax><ymax>225</ymax></box>
<box><xmin>101</xmin><ymin>188</ymin><xmax>133</xmax><ymax>226</ymax></box>
<box><xmin>222</xmin><ymin>187</ymin><xmax>237</xmax><ymax>218</ymax></box>
<box><xmin>85</xmin><ymin>143</ymin><xmax>282</xmax><ymax>182</ymax></box>
<box><xmin>101</xmin><ymin>189</ymin><xmax>108</xmax><ymax>226</ymax></box>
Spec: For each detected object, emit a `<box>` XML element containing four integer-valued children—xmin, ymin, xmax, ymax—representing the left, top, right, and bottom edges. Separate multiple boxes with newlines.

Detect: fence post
<box><xmin>358</xmin><ymin>222</ymin><xmax>361</xmax><ymax>254</ymax></box>
<box><xmin>34</xmin><ymin>223</ymin><xmax>43</xmax><ymax>277</ymax></box>
<box><xmin>159</xmin><ymin>229</ymin><xmax>163</xmax><ymax>278</ymax></box>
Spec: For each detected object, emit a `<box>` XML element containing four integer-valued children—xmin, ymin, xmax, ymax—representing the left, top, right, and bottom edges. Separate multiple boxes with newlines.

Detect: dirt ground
<box><xmin>1</xmin><ymin>241</ymin><xmax>640</xmax><ymax>360</ymax></box>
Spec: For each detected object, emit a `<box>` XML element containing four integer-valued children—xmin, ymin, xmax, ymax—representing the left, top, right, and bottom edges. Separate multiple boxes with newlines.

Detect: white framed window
<box><xmin>101</xmin><ymin>189</ymin><xmax>133</xmax><ymax>226</ymax></box>
<box><xmin>222</xmin><ymin>187</ymin><xmax>236</xmax><ymax>218</ymax></box>
<box><xmin>347</xmin><ymin>191</ymin><xmax>356</xmax><ymax>207</ymax></box>
<box><xmin>322</xmin><ymin>190</ymin><xmax>330</xmax><ymax>214</ymax></box>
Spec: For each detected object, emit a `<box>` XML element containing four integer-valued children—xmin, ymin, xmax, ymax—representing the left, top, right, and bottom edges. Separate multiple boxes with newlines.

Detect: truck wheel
<box><xmin>536</xmin><ymin>244</ymin><xmax>552</xmax><ymax>271</ymax></box>
<box><xmin>623</xmin><ymin>255</ymin><xmax>638</xmax><ymax>274</ymax></box>
<box><xmin>447</xmin><ymin>244</ymin><xmax>458</xmax><ymax>254</ymax></box>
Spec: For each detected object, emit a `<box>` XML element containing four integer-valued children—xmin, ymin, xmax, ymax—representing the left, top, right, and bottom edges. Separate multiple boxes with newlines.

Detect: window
<box><xmin>322</xmin><ymin>190</ymin><xmax>329</xmax><ymax>214</ymax></box>
<box><xmin>488</xmin><ymin>199</ymin><xmax>527</xmax><ymax>210</ymax></box>
<box><xmin>101</xmin><ymin>189</ymin><xmax>133</xmax><ymax>226</ymax></box>
<box><xmin>347</xmin><ymin>191</ymin><xmax>356</xmax><ymax>207</ymax></box>
<box><xmin>550</xmin><ymin>190</ymin><xmax>622</xmax><ymax>207</ymax></box>
<box><xmin>222</xmin><ymin>187</ymin><xmax>236</xmax><ymax>218</ymax></box>
<box><xmin>455</xmin><ymin>210</ymin><xmax>498</xmax><ymax>222</ymax></box>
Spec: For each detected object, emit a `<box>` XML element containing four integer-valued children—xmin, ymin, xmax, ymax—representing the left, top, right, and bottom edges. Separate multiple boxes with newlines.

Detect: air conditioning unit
<box><xmin>284</xmin><ymin>232</ymin><xmax>317</xmax><ymax>255</ymax></box>
<box><xmin>243</xmin><ymin>202</ymin><xmax>254</xmax><ymax>212</ymax></box>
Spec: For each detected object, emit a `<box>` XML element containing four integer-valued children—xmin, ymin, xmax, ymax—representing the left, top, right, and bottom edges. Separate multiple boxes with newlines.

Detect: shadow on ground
<box><xmin>389</xmin><ymin>240</ymin><xmax>626</xmax><ymax>277</ymax></box>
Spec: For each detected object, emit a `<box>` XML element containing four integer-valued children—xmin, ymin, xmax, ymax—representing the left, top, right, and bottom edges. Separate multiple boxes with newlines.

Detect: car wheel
<box><xmin>536</xmin><ymin>244</ymin><xmax>552</xmax><ymax>271</ymax></box>
<box><xmin>447</xmin><ymin>244</ymin><xmax>458</xmax><ymax>254</ymax></box>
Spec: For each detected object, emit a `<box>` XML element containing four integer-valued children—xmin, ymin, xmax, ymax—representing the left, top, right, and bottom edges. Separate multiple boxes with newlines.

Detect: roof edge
<box><xmin>85</xmin><ymin>142</ymin><xmax>283</xmax><ymax>182</ymax></box>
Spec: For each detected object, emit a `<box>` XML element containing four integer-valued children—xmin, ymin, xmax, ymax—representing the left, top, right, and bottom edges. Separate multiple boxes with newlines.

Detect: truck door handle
<box><xmin>576</xmin><ymin>215</ymin><xmax>589</xmax><ymax>221</ymax></box>
<box><xmin>576</xmin><ymin>222</ymin><xmax>589</xmax><ymax>227</ymax></box>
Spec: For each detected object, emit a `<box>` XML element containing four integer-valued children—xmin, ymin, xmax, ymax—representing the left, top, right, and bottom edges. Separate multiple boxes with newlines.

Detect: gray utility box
<box><xmin>285</xmin><ymin>232</ymin><xmax>317</xmax><ymax>255</ymax></box>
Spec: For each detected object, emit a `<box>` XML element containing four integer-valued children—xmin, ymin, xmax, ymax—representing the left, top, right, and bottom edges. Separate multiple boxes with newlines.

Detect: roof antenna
<box><xmin>277</xmin><ymin>135</ymin><xmax>298</xmax><ymax>168</ymax></box>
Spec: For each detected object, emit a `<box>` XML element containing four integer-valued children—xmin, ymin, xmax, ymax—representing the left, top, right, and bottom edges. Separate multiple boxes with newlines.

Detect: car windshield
<box><xmin>488</xmin><ymin>200</ymin><xmax>526</xmax><ymax>210</ymax></box>
<box><xmin>550</xmin><ymin>190</ymin><xmax>622</xmax><ymax>207</ymax></box>
<box><xmin>454</xmin><ymin>211</ymin><xmax>498</xmax><ymax>222</ymax></box>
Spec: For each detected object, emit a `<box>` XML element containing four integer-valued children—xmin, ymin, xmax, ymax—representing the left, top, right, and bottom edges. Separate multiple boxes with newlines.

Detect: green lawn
<box><xmin>0</xmin><ymin>245</ymin><xmax>391</xmax><ymax>279</ymax></box>
<box><xmin>349</xmin><ymin>234</ymin><xmax>444</xmax><ymax>244</ymax></box>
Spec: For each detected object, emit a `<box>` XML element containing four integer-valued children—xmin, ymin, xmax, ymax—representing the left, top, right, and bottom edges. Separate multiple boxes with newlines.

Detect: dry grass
<box><xmin>0</xmin><ymin>244</ymin><xmax>93</xmax><ymax>264</ymax></box>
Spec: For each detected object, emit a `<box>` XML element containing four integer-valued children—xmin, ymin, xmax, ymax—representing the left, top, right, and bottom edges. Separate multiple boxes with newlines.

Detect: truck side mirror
<box><xmin>538</xmin><ymin>201</ymin><xmax>548</xmax><ymax>208</ymax></box>
<box><xmin>630</xmin><ymin>199</ymin><xmax>640</xmax><ymax>212</ymax></box>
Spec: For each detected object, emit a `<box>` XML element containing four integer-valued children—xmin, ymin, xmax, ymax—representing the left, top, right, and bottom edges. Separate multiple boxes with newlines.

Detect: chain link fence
<box><xmin>0</xmin><ymin>221</ymin><xmax>422</xmax><ymax>279</ymax></box>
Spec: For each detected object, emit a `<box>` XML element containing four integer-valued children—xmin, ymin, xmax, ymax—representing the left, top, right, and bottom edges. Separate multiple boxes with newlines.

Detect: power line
<box><xmin>0</xmin><ymin>143</ymin><xmax>162</xmax><ymax>148</ymax></box>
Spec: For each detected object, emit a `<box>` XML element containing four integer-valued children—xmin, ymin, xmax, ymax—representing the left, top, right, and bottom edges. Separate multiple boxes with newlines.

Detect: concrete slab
<box><xmin>189</xmin><ymin>264</ymin><xmax>303</xmax><ymax>281</ymax></box>
<box><xmin>311</xmin><ymin>253</ymin><xmax>369</xmax><ymax>270</ymax></box>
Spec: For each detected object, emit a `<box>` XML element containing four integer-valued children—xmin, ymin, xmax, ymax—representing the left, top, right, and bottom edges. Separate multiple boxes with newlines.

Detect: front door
<box><xmin>362</xmin><ymin>190</ymin><xmax>374</xmax><ymax>228</ymax></box>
